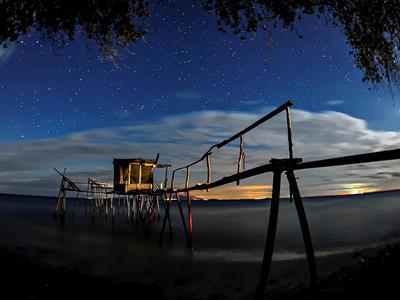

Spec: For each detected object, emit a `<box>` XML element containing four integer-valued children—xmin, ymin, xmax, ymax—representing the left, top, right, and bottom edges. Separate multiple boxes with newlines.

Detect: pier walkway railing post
<box><xmin>286</xmin><ymin>169</ymin><xmax>319</xmax><ymax>299</ymax></box>
<box><xmin>255</xmin><ymin>167</ymin><xmax>282</xmax><ymax>300</ymax></box>
<box><xmin>255</xmin><ymin>159</ymin><xmax>319</xmax><ymax>300</ymax></box>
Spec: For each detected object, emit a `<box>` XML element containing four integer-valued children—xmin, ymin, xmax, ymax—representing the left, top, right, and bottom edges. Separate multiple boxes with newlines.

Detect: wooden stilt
<box><xmin>187</xmin><ymin>190</ymin><xmax>193</xmax><ymax>249</ymax></box>
<box><xmin>62</xmin><ymin>193</ymin><xmax>67</xmax><ymax>214</ymax></box>
<box><xmin>175</xmin><ymin>192</ymin><xmax>189</xmax><ymax>244</ymax></box>
<box><xmin>166</xmin><ymin>195</ymin><xmax>173</xmax><ymax>234</ymax></box>
<box><xmin>127</xmin><ymin>195</ymin><xmax>131</xmax><ymax>222</ymax></box>
<box><xmin>236</xmin><ymin>135</ymin><xmax>245</xmax><ymax>185</ymax></box>
<box><xmin>159</xmin><ymin>174</ymin><xmax>174</xmax><ymax>246</ymax></box>
<box><xmin>159</xmin><ymin>196</ymin><xmax>171</xmax><ymax>246</ymax></box>
<box><xmin>111</xmin><ymin>195</ymin><xmax>115</xmax><ymax>224</ymax></box>
<box><xmin>105</xmin><ymin>196</ymin><xmax>108</xmax><ymax>219</ymax></box>
<box><xmin>255</xmin><ymin>170</ymin><xmax>281</xmax><ymax>300</ymax></box>
<box><xmin>156</xmin><ymin>194</ymin><xmax>161</xmax><ymax>219</ymax></box>
<box><xmin>72</xmin><ymin>191</ymin><xmax>79</xmax><ymax>217</ymax></box>
<box><xmin>132</xmin><ymin>195</ymin><xmax>137</xmax><ymax>223</ymax></box>
<box><xmin>286</xmin><ymin>170</ymin><xmax>319</xmax><ymax>299</ymax></box>
<box><xmin>206</xmin><ymin>153</ymin><xmax>211</xmax><ymax>192</ymax></box>
<box><xmin>140</xmin><ymin>194</ymin><xmax>145</xmax><ymax>214</ymax></box>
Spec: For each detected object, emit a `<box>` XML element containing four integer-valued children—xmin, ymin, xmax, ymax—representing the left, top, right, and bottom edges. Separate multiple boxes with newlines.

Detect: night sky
<box><xmin>1</xmin><ymin>1</ymin><xmax>399</xmax><ymax>198</ymax></box>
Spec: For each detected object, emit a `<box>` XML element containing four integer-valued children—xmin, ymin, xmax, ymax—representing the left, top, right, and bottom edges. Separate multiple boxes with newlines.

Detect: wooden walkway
<box><xmin>159</xmin><ymin>99</ymin><xmax>400</xmax><ymax>300</ymax></box>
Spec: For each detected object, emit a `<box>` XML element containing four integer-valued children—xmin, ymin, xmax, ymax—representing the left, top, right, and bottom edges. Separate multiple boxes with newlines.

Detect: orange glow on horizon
<box><xmin>189</xmin><ymin>183</ymin><xmax>385</xmax><ymax>200</ymax></box>
<box><xmin>191</xmin><ymin>185</ymin><xmax>272</xmax><ymax>200</ymax></box>
<box><xmin>341</xmin><ymin>183</ymin><xmax>379</xmax><ymax>196</ymax></box>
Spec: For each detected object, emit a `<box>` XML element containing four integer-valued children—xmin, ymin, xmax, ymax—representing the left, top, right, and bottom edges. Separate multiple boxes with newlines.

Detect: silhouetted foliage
<box><xmin>203</xmin><ymin>0</ymin><xmax>400</xmax><ymax>86</ymax></box>
<box><xmin>0</xmin><ymin>0</ymin><xmax>150</xmax><ymax>58</ymax></box>
<box><xmin>1</xmin><ymin>0</ymin><xmax>400</xmax><ymax>86</ymax></box>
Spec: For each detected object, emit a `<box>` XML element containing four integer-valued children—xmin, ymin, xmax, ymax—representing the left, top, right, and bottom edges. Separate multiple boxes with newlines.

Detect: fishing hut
<box><xmin>113</xmin><ymin>156</ymin><xmax>171</xmax><ymax>227</ymax></box>
<box><xmin>54</xmin><ymin>153</ymin><xmax>170</xmax><ymax>227</ymax></box>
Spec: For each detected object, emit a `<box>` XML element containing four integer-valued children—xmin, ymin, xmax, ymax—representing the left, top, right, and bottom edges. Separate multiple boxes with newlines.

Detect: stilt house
<box><xmin>113</xmin><ymin>158</ymin><xmax>169</xmax><ymax>194</ymax></box>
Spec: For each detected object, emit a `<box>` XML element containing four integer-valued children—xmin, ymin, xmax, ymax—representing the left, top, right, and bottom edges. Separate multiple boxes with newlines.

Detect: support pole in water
<box><xmin>286</xmin><ymin>169</ymin><xmax>319</xmax><ymax>299</ymax></box>
<box><xmin>255</xmin><ymin>168</ymin><xmax>281</xmax><ymax>299</ymax></box>
<box><xmin>255</xmin><ymin>160</ymin><xmax>319</xmax><ymax>300</ymax></box>
<box><xmin>159</xmin><ymin>172</ymin><xmax>175</xmax><ymax>246</ymax></box>
<box><xmin>176</xmin><ymin>192</ymin><xmax>189</xmax><ymax>243</ymax></box>
<box><xmin>187</xmin><ymin>190</ymin><xmax>193</xmax><ymax>249</ymax></box>
<box><xmin>185</xmin><ymin>166</ymin><xmax>193</xmax><ymax>249</ymax></box>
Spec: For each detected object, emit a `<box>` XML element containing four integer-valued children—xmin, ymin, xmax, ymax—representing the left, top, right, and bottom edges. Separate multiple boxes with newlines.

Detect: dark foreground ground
<box><xmin>2</xmin><ymin>243</ymin><xmax>400</xmax><ymax>299</ymax></box>
<box><xmin>0</xmin><ymin>247</ymin><xmax>166</xmax><ymax>300</ymax></box>
<box><xmin>269</xmin><ymin>242</ymin><xmax>400</xmax><ymax>300</ymax></box>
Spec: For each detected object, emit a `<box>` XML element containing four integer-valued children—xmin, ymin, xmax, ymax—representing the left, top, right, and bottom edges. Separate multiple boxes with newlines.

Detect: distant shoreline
<box><xmin>1</xmin><ymin>188</ymin><xmax>400</xmax><ymax>202</ymax></box>
<box><xmin>195</xmin><ymin>188</ymin><xmax>400</xmax><ymax>202</ymax></box>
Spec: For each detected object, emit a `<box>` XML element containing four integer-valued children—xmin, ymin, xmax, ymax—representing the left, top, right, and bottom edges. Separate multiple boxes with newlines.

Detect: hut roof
<box><xmin>113</xmin><ymin>158</ymin><xmax>156</xmax><ymax>164</ymax></box>
<box><xmin>113</xmin><ymin>158</ymin><xmax>171</xmax><ymax>168</ymax></box>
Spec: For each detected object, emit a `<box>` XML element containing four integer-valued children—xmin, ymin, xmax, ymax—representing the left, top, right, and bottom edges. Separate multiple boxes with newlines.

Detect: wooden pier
<box><xmin>53</xmin><ymin>98</ymin><xmax>400</xmax><ymax>299</ymax></box>
<box><xmin>54</xmin><ymin>156</ymin><xmax>171</xmax><ymax>232</ymax></box>
<box><xmin>159</xmin><ymin>99</ymin><xmax>400</xmax><ymax>299</ymax></box>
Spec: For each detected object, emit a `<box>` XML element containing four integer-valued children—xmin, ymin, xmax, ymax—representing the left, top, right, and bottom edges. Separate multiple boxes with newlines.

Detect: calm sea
<box><xmin>1</xmin><ymin>191</ymin><xmax>400</xmax><ymax>285</ymax></box>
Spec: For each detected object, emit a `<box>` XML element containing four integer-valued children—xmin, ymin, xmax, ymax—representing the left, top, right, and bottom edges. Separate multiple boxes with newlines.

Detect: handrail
<box><xmin>216</xmin><ymin>100</ymin><xmax>293</xmax><ymax>148</ymax></box>
<box><xmin>170</xmin><ymin>148</ymin><xmax>400</xmax><ymax>193</ymax></box>
<box><xmin>170</xmin><ymin>100</ymin><xmax>294</xmax><ymax>188</ymax></box>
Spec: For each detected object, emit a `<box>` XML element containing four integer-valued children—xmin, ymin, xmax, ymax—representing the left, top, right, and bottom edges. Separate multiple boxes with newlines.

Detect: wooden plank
<box><xmin>295</xmin><ymin>148</ymin><xmax>400</xmax><ymax>170</ymax></box>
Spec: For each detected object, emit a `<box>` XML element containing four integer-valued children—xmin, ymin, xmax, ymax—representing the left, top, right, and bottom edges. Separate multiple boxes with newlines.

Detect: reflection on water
<box><xmin>0</xmin><ymin>191</ymin><xmax>400</xmax><ymax>281</ymax></box>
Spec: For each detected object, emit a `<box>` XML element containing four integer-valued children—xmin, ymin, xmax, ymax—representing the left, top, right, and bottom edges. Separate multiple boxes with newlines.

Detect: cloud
<box><xmin>325</xmin><ymin>99</ymin><xmax>345</xmax><ymax>106</ymax></box>
<box><xmin>1</xmin><ymin>107</ymin><xmax>400</xmax><ymax>197</ymax></box>
<box><xmin>0</xmin><ymin>44</ymin><xmax>16</xmax><ymax>64</ymax></box>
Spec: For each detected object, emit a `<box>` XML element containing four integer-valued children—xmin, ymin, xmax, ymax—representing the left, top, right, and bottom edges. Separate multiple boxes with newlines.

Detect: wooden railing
<box><xmin>159</xmin><ymin>100</ymin><xmax>400</xmax><ymax>300</ymax></box>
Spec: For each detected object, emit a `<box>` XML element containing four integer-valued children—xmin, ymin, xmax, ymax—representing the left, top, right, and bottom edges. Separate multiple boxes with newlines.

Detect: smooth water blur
<box><xmin>1</xmin><ymin>191</ymin><xmax>400</xmax><ymax>282</ymax></box>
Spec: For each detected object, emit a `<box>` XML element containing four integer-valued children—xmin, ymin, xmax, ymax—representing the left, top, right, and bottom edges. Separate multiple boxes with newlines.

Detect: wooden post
<box><xmin>285</xmin><ymin>106</ymin><xmax>294</xmax><ymax>160</ymax></box>
<box><xmin>286</xmin><ymin>169</ymin><xmax>319</xmax><ymax>299</ymax></box>
<box><xmin>156</xmin><ymin>194</ymin><xmax>161</xmax><ymax>219</ymax></box>
<box><xmin>55</xmin><ymin>168</ymin><xmax>67</xmax><ymax>216</ymax></box>
<box><xmin>175</xmin><ymin>192</ymin><xmax>189</xmax><ymax>243</ymax></box>
<box><xmin>206</xmin><ymin>153</ymin><xmax>211</xmax><ymax>192</ymax></box>
<box><xmin>187</xmin><ymin>190</ymin><xmax>193</xmax><ymax>249</ymax></box>
<box><xmin>255</xmin><ymin>169</ymin><xmax>281</xmax><ymax>300</ymax></box>
<box><xmin>55</xmin><ymin>180</ymin><xmax>63</xmax><ymax>215</ymax></box>
<box><xmin>73</xmin><ymin>191</ymin><xmax>79</xmax><ymax>217</ymax></box>
<box><xmin>159</xmin><ymin>173</ymin><xmax>175</xmax><ymax>246</ymax></box>
<box><xmin>85</xmin><ymin>178</ymin><xmax>90</xmax><ymax>213</ymax></box>
<box><xmin>105</xmin><ymin>194</ymin><xmax>108</xmax><ymax>219</ymax></box>
<box><xmin>111</xmin><ymin>194</ymin><xmax>115</xmax><ymax>223</ymax></box>
<box><xmin>127</xmin><ymin>195</ymin><xmax>131</xmax><ymax>222</ymax></box>
<box><xmin>286</xmin><ymin>107</ymin><xmax>294</xmax><ymax>202</ymax></box>
<box><xmin>237</xmin><ymin>135</ymin><xmax>245</xmax><ymax>185</ymax></box>
<box><xmin>185</xmin><ymin>167</ymin><xmax>193</xmax><ymax>249</ymax></box>
<box><xmin>164</xmin><ymin>166</ymin><xmax>169</xmax><ymax>190</ymax></box>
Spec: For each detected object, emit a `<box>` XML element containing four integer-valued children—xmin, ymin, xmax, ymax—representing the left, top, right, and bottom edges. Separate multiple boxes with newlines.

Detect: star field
<box><xmin>0</xmin><ymin>1</ymin><xmax>397</xmax><ymax>143</ymax></box>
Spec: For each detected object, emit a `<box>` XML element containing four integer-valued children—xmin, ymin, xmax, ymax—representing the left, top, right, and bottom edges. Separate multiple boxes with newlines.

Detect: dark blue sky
<box><xmin>1</xmin><ymin>1</ymin><xmax>400</xmax><ymax>197</ymax></box>
<box><xmin>0</xmin><ymin>1</ymin><xmax>396</xmax><ymax>142</ymax></box>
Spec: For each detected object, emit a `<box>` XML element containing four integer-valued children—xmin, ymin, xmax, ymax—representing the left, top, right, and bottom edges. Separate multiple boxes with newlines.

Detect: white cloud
<box><xmin>0</xmin><ymin>44</ymin><xmax>16</xmax><ymax>64</ymax></box>
<box><xmin>1</xmin><ymin>107</ymin><xmax>400</xmax><ymax>197</ymax></box>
